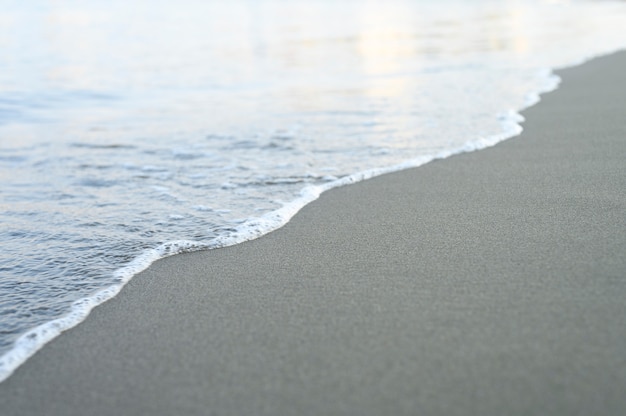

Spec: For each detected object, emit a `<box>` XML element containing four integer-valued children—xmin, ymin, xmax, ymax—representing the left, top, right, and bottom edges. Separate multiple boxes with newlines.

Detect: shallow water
<box><xmin>1</xmin><ymin>0</ymin><xmax>626</xmax><ymax>381</ymax></box>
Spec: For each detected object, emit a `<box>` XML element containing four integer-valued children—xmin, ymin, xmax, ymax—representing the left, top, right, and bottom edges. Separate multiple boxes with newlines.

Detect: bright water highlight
<box><xmin>1</xmin><ymin>0</ymin><xmax>626</xmax><ymax>381</ymax></box>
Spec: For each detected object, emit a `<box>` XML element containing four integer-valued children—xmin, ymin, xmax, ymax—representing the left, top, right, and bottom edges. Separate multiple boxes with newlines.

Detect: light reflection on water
<box><xmin>0</xmin><ymin>0</ymin><xmax>626</xmax><ymax>362</ymax></box>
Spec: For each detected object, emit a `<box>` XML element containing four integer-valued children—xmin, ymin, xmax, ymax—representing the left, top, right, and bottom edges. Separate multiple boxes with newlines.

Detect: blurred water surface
<box><xmin>1</xmin><ymin>0</ymin><xmax>626</xmax><ymax>378</ymax></box>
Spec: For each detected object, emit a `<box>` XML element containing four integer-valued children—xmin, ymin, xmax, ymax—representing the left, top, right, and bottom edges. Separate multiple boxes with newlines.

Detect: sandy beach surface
<box><xmin>2</xmin><ymin>52</ymin><xmax>626</xmax><ymax>416</ymax></box>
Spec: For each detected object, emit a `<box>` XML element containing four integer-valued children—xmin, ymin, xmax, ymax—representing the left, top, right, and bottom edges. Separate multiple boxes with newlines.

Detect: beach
<box><xmin>1</xmin><ymin>49</ymin><xmax>625</xmax><ymax>416</ymax></box>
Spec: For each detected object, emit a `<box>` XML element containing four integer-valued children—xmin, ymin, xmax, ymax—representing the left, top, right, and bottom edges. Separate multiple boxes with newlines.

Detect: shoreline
<box><xmin>1</xmin><ymin>51</ymin><xmax>625</xmax><ymax>415</ymax></box>
<box><xmin>0</xmin><ymin>51</ymin><xmax>564</xmax><ymax>385</ymax></box>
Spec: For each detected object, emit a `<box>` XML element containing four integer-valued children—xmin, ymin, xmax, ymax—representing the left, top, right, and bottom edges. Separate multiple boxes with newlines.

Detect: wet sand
<box><xmin>1</xmin><ymin>51</ymin><xmax>625</xmax><ymax>415</ymax></box>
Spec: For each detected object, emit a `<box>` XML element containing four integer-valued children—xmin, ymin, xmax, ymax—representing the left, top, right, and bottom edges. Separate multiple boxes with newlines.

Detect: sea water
<box><xmin>1</xmin><ymin>0</ymin><xmax>625</xmax><ymax>382</ymax></box>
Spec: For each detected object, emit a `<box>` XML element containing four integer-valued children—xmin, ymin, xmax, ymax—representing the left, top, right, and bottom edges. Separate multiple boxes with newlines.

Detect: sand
<box><xmin>1</xmin><ymin>51</ymin><xmax>625</xmax><ymax>416</ymax></box>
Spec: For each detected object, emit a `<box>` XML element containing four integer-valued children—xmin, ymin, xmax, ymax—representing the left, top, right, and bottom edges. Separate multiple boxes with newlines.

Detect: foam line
<box><xmin>0</xmin><ymin>54</ymin><xmax>607</xmax><ymax>383</ymax></box>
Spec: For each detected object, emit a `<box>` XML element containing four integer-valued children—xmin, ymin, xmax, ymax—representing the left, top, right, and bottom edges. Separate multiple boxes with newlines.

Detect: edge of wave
<box><xmin>0</xmin><ymin>47</ymin><xmax>622</xmax><ymax>384</ymax></box>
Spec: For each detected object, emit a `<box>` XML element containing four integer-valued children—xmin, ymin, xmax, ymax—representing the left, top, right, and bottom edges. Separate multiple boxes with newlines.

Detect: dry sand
<box><xmin>1</xmin><ymin>51</ymin><xmax>625</xmax><ymax>416</ymax></box>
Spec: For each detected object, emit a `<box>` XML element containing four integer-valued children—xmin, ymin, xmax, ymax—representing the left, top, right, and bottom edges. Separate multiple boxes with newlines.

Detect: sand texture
<box><xmin>1</xmin><ymin>52</ymin><xmax>625</xmax><ymax>416</ymax></box>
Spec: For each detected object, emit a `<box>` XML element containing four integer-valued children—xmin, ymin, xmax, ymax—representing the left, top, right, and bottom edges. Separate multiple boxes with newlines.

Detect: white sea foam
<box><xmin>0</xmin><ymin>64</ymin><xmax>569</xmax><ymax>384</ymax></box>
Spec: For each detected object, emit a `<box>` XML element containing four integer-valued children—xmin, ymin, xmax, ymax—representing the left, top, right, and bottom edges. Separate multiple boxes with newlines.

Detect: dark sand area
<box><xmin>1</xmin><ymin>52</ymin><xmax>625</xmax><ymax>416</ymax></box>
